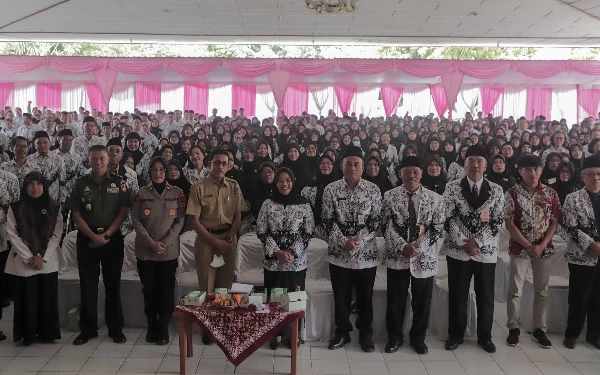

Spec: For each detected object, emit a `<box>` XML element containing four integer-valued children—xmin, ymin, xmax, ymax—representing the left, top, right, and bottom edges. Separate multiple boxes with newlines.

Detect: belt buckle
<box><xmin>97</xmin><ymin>228</ymin><xmax>105</xmax><ymax>234</ymax></box>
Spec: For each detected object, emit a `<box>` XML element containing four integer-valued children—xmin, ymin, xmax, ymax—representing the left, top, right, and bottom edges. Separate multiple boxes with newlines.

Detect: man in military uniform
<box><xmin>67</xmin><ymin>144</ymin><xmax>131</xmax><ymax>346</ymax></box>
<box><xmin>187</xmin><ymin>148</ymin><xmax>244</xmax><ymax>343</ymax></box>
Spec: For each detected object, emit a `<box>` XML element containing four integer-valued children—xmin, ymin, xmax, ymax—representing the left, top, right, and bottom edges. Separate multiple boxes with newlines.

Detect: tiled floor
<box><xmin>1</xmin><ymin>301</ymin><xmax>599</xmax><ymax>375</ymax></box>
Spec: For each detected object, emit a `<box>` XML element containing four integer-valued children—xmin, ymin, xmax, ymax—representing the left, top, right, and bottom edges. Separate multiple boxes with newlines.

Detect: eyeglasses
<box><xmin>213</xmin><ymin>161</ymin><xmax>228</xmax><ymax>167</ymax></box>
<box><xmin>467</xmin><ymin>159</ymin><xmax>486</xmax><ymax>166</ymax></box>
<box><xmin>583</xmin><ymin>172</ymin><xmax>600</xmax><ymax>178</ymax></box>
<box><xmin>320</xmin><ymin>162</ymin><xmax>333</xmax><ymax>167</ymax></box>
<box><xmin>261</xmin><ymin>170</ymin><xmax>274</xmax><ymax>175</ymax></box>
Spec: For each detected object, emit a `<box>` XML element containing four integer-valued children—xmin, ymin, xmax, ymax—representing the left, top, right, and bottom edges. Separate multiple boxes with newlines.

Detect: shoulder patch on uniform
<box><xmin>120</xmin><ymin>180</ymin><xmax>127</xmax><ymax>192</ymax></box>
<box><xmin>178</xmin><ymin>192</ymin><xmax>187</xmax><ymax>208</ymax></box>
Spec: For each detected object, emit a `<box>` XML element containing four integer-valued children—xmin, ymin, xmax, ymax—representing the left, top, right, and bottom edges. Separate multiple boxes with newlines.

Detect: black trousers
<box><xmin>12</xmin><ymin>273</ymin><xmax>61</xmax><ymax>343</ymax></box>
<box><xmin>329</xmin><ymin>264</ymin><xmax>377</xmax><ymax>339</ymax></box>
<box><xmin>446</xmin><ymin>257</ymin><xmax>495</xmax><ymax>342</ymax></box>
<box><xmin>137</xmin><ymin>259</ymin><xmax>178</xmax><ymax>318</ymax></box>
<box><xmin>565</xmin><ymin>262</ymin><xmax>600</xmax><ymax>340</ymax></box>
<box><xmin>386</xmin><ymin>268</ymin><xmax>433</xmax><ymax>344</ymax></box>
<box><xmin>77</xmin><ymin>232</ymin><xmax>124</xmax><ymax>335</ymax></box>
<box><xmin>264</xmin><ymin>268</ymin><xmax>307</xmax><ymax>337</ymax></box>
<box><xmin>0</xmin><ymin>250</ymin><xmax>7</xmax><ymax>321</ymax></box>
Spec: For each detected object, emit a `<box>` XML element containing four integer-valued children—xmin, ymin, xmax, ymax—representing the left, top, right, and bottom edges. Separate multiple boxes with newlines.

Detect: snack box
<box><xmin>282</xmin><ymin>291</ymin><xmax>308</xmax><ymax>312</ymax></box>
<box><xmin>215</xmin><ymin>288</ymin><xmax>229</xmax><ymax>298</ymax></box>
<box><xmin>270</xmin><ymin>288</ymin><xmax>287</xmax><ymax>303</ymax></box>
<box><xmin>184</xmin><ymin>291</ymin><xmax>206</xmax><ymax>306</ymax></box>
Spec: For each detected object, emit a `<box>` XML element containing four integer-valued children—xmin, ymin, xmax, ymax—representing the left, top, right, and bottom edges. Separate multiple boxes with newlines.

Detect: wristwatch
<box><xmin>225</xmin><ymin>236</ymin><xmax>233</xmax><ymax>243</ymax></box>
<box><xmin>104</xmin><ymin>231</ymin><xmax>112</xmax><ymax>241</ymax></box>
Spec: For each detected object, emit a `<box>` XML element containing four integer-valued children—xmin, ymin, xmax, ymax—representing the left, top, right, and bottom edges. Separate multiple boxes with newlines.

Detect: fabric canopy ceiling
<box><xmin>3</xmin><ymin>56</ymin><xmax>600</xmax><ymax>113</ymax></box>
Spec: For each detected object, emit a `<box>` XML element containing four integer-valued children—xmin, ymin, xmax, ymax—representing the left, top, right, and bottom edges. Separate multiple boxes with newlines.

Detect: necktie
<box><xmin>472</xmin><ymin>184</ymin><xmax>479</xmax><ymax>206</ymax></box>
<box><xmin>408</xmin><ymin>192</ymin><xmax>417</xmax><ymax>242</ymax></box>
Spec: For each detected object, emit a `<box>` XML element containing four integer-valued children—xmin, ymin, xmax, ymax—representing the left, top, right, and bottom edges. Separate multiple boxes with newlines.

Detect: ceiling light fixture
<box><xmin>305</xmin><ymin>0</ymin><xmax>359</xmax><ymax>14</ymax></box>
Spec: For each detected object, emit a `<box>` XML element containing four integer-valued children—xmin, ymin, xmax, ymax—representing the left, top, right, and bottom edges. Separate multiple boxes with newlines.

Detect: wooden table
<box><xmin>173</xmin><ymin>308</ymin><xmax>303</xmax><ymax>375</ymax></box>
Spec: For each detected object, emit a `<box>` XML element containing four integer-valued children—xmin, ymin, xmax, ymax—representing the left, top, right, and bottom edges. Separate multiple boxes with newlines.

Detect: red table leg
<box><xmin>186</xmin><ymin>320</ymin><xmax>194</xmax><ymax>357</ymax></box>
<box><xmin>176</xmin><ymin>314</ymin><xmax>187</xmax><ymax>375</ymax></box>
<box><xmin>291</xmin><ymin>318</ymin><xmax>299</xmax><ymax>375</ymax></box>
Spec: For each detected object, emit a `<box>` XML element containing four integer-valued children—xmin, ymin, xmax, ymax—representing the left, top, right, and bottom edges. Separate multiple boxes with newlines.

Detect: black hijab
<box><xmin>362</xmin><ymin>155</ymin><xmax>393</xmax><ymax>195</ymax></box>
<box><xmin>250</xmin><ymin>162</ymin><xmax>276</xmax><ymax>219</ymax></box>
<box><xmin>306</xmin><ymin>154</ymin><xmax>338</xmax><ymax>224</ymax></box>
<box><xmin>550</xmin><ymin>161</ymin><xmax>581</xmax><ymax>204</ymax></box>
<box><xmin>486</xmin><ymin>154</ymin><xmax>517</xmax><ymax>193</ymax></box>
<box><xmin>421</xmin><ymin>155</ymin><xmax>447</xmax><ymax>195</ymax></box>
<box><xmin>166</xmin><ymin>159</ymin><xmax>191</xmax><ymax>200</ymax></box>
<box><xmin>270</xmin><ymin>167</ymin><xmax>309</xmax><ymax>206</ymax></box>
<box><xmin>280</xmin><ymin>144</ymin><xmax>311</xmax><ymax>192</ymax></box>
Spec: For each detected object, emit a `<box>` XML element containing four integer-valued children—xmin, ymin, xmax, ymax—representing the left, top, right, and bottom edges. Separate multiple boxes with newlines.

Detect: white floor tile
<box><xmin>233</xmin><ymin>354</ymin><xmax>274</xmax><ymax>374</ymax></box>
<box><xmin>382</xmin><ymin>346</ymin><xmax>421</xmax><ymax>361</ymax></box>
<box><xmin>80</xmin><ymin>357</ymin><xmax>125</xmax><ymax>373</ymax></box>
<box><xmin>0</xmin><ymin>340</ymin><xmax>25</xmax><ymax>357</ymax></box>
<box><xmin>38</xmin><ymin>372</ymin><xmax>78</xmax><ymax>375</ymax></box>
<box><xmin>572</xmin><ymin>362</ymin><xmax>600</xmax><ymax>375</ymax></box>
<box><xmin>92</xmin><ymin>342</ymin><xmax>134</xmax><ymax>358</ymax></box>
<box><xmin>490</xmin><ymin>346</ymin><xmax>532</xmax><ymax>362</ymax></box>
<box><xmin>349</xmin><ymin>359</ymin><xmax>389</xmax><ymax>374</ymax></box>
<box><xmin>452</xmin><ymin>347</ymin><xmax>494</xmax><ymax>362</ymax></box>
<box><xmin>311</xmin><ymin>346</ymin><xmax>347</xmax><ymax>360</ymax></box>
<box><xmin>0</xmin><ymin>358</ymin><xmax>11</xmax><ymax>371</ymax></box>
<box><xmin>127</xmin><ymin>343</ymin><xmax>169</xmax><ymax>358</ymax></box>
<box><xmin>558</xmin><ymin>347</ymin><xmax>600</xmax><ymax>362</ymax></box>
<box><xmin>18</xmin><ymin>342</ymin><xmax>64</xmax><ymax>357</ymax></box>
<box><xmin>0</xmin><ymin>372</ymin><xmax>38</xmax><ymax>375</ymax></box>
<box><xmin>422</xmin><ymin>360</ymin><xmax>467</xmax><ymax>375</ymax></box>
<box><xmin>118</xmin><ymin>357</ymin><xmax>162</xmax><ymax>373</ymax></box>
<box><xmin>496</xmin><ymin>361</ymin><xmax>543</xmax><ymax>375</ymax></box>
<box><xmin>460</xmin><ymin>361</ymin><xmax>504</xmax><ymax>375</ymax></box>
<box><xmin>2</xmin><ymin>356</ymin><xmax>51</xmax><ymax>372</ymax></box>
<box><xmin>533</xmin><ymin>361</ymin><xmax>580</xmax><ymax>375</ymax></box>
<box><xmin>195</xmin><ymin>358</ymin><xmax>230</xmax><ymax>374</ymax></box>
<box><xmin>420</xmin><ymin>347</ymin><xmax>457</xmax><ymax>361</ymax></box>
<box><xmin>201</xmin><ymin>344</ymin><xmax>228</xmax><ymax>359</ymax></box>
<box><xmin>521</xmin><ymin>347</ymin><xmax>567</xmax><ymax>362</ymax></box>
<box><xmin>158</xmin><ymin>355</ymin><xmax>201</xmax><ymax>374</ymax></box>
<box><xmin>55</xmin><ymin>343</ymin><xmax>99</xmax><ymax>358</ymax></box>
<box><xmin>273</xmin><ymin>345</ymin><xmax>311</xmax><ymax>360</ymax></box>
<box><xmin>346</xmin><ymin>345</ymin><xmax>384</xmax><ymax>361</ymax></box>
<box><xmin>41</xmin><ymin>356</ymin><xmax>88</xmax><ymax>372</ymax></box>
<box><xmin>311</xmin><ymin>359</ymin><xmax>351</xmax><ymax>375</ymax></box>
<box><xmin>386</xmin><ymin>360</ymin><xmax>428</xmax><ymax>375</ymax></box>
<box><xmin>273</xmin><ymin>357</ymin><xmax>312</xmax><ymax>374</ymax></box>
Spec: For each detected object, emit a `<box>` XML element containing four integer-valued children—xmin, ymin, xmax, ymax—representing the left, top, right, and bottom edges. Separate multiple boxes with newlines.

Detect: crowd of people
<box><xmin>0</xmin><ymin>104</ymin><xmax>599</xmax><ymax>359</ymax></box>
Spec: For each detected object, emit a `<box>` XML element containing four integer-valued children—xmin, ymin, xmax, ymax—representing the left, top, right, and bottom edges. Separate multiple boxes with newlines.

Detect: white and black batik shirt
<box><xmin>27</xmin><ymin>152</ymin><xmax>66</xmax><ymax>203</ymax></box>
<box><xmin>53</xmin><ymin>149</ymin><xmax>84</xmax><ymax>203</ymax></box>
<box><xmin>321</xmin><ymin>178</ymin><xmax>382</xmax><ymax>269</ymax></box>
<box><xmin>256</xmin><ymin>199</ymin><xmax>315</xmax><ymax>272</ymax></box>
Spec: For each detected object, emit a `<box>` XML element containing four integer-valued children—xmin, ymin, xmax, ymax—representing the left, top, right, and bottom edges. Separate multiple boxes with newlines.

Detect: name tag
<box><xmin>169</xmin><ymin>209</ymin><xmax>176</xmax><ymax>217</ymax></box>
<box><xmin>418</xmin><ymin>224</ymin><xmax>425</xmax><ymax>238</ymax></box>
<box><xmin>480</xmin><ymin>208</ymin><xmax>490</xmax><ymax>223</ymax></box>
<box><xmin>358</xmin><ymin>214</ymin><xmax>365</xmax><ymax>226</ymax></box>
<box><xmin>107</xmin><ymin>187</ymin><xmax>119</xmax><ymax>194</ymax></box>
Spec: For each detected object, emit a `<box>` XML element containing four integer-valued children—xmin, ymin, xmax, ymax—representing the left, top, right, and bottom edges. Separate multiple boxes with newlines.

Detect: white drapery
<box><xmin>109</xmin><ymin>83</ymin><xmax>135</xmax><ymax>113</ymax></box>
<box><xmin>256</xmin><ymin>85</ymin><xmax>276</xmax><ymax>120</ymax></box>
<box><xmin>61</xmin><ymin>83</ymin><xmax>89</xmax><ymax>112</ymax></box>
<box><xmin>502</xmin><ymin>87</ymin><xmax>527</xmax><ymax>119</ymax></box>
<box><xmin>452</xmin><ymin>87</ymin><xmax>480</xmax><ymax>119</ymax></box>
<box><xmin>397</xmin><ymin>87</ymin><xmax>435</xmax><ymax>117</ymax></box>
<box><xmin>551</xmin><ymin>85</ymin><xmax>577</xmax><ymax>123</ymax></box>
<box><xmin>310</xmin><ymin>87</ymin><xmax>333</xmax><ymax>116</ymax></box>
<box><xmin>160</xmin><ymin>83</ymin><xmax>184</xmax><ymax>113</ymax></box>
<box><xmin>207</xmin><ymin>84</ymin><xmax>232</xmax><ymax>116</ymax></box>
<box><xmin>356</xmin><ymin>87</ymin><xmax>383</xmax><ymax>118</ymax></box>
<box><xmin>13</xmin><ymin>83</ymin><xmax>36</xmax><ymax>111</ymax></box>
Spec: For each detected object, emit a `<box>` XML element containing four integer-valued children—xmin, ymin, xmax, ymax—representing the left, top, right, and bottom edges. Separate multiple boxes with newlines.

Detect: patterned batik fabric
<box><xmin>27</xmin><ymin>152</ymin><xmax>67</xmax><ymax>203</ymax></box>
<box><xmin>441</xmin><ymin>178</ymin><xmax>505</xmax><ymax>263</ymax></box>
<box><xmin>321</xmin><ymin>178</ymin><xmax>382</xmax><ymax>269</ymax></box>
<box><xmin>561</xmin><ymin>188</ymin><xmax>600</xmax><ymax>266</ymax></box>
<box><xmin>183</xmin><ymin>167</ymin><xmax>210</xmax><ymax>185</ymax></box>
<box><xmin>1</xmin><ymin>158</ymin><xmax>42</xmax><ymax>187</ymax></box>
<box><xmin>72</xmin><ymin>135</ymin><xmax>106</xmax><ymax>167</ymax></box>
<box><xmin>382</xmin><ymin>185</ymin><xmax>445</xmax><ymax>278</ymax></box>
<box><xmin>256</xmin><ymin>199</ymin><xmax>315</xmax><ymax>272</ymax></box>
<box><xmin>505</xmin><ymin>183</ymin><xmax>561</xmax><ymax>259</ymax></box>
<box><xmin>53</xmin><ymin>149</ymin><xmax>84</xmax><ymax>203</ymax></box>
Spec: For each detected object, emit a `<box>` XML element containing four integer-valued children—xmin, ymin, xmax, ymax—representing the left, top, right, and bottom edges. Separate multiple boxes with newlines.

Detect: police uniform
<box><xmin>66</xmin><ymin>172</ymin><xmax>132</xmax><ymax>340</ymax></box>
<box><xmin>186</xmin><ymin>175</ymin><xmax>245</xmax><ymax>293</ymax></box>
<box><xmin>132</xmin><ymin>182</ymin><xmax>186</xmax><ymax>345</ymax></box>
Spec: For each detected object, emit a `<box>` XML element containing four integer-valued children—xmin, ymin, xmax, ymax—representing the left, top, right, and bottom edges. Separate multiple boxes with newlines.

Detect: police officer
<box><xmin>132</xmin><ymin>157</ymin><xmax>186</xmax><ymax>346</ymax></box>
<box><xmin>67</xmin><ymin>144</ymin><xmax>132</xmax><ymax>345</ymax></box>
<box><xmin>187</xmin><ymin>148</ymin><xmax>245</xmax><ymax>344</ymax></box>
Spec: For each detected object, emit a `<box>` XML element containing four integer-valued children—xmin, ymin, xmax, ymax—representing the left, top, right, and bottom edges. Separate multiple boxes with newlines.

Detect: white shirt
<box><xmin>467</xmin><ymin>176</ymin><xmax>483</xmax><ymax>194</ymax></box>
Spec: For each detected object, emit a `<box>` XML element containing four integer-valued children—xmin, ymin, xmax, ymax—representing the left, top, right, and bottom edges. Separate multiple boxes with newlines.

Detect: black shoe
<box><xmin>202</xmin><ymin>333</ymin><xmax>213</xmax><ymax>345</ymax></box>
<box><xmin>384</xmin><ymin>339</ymin><xmax>403</xmax><ymax>353</ymax></box>
<box><xmin>477</xmin><ymin>340</ymin><xmax>497</xmax><ymax>353</ymax></box>
<box><xmin>20</xmin><ymin>339</ymin><xmax>33</xmax><ymax>347</ymax></box>
<box><xmin>410</xmin><ymin>341</ymin><xmax>428</xmax><ymax>355</ymax></box>
<box><xmin>0</xmin><ymin>298</ymin><xmax>10</xmax><ymax>308</ymax></box>
<box><xmin>350</xmin><ymin>301</ymin><xmax>357</xmax><ymax>313</ymax></box>
<box><xmin>328</xmin><ymin>334</ymin><xmax>351</xmax><ymax>350</ymax></box>
<box><xmin>0</xmin><ymin>331</ymin><xmax>6</xmax><ymax>341</ymax></box>
<box><xmin>586</xmin><ymin>337</ymin><xmax>600</xmax><ymax>350</ymax></box>
<box><xmin>283</xmin><ymin>336</ymin><xmax>300</xmax><ymax>349</ymax></box>
<box><xmin>146</xmin><ymin>315</ymin><xmax>158</xmax><ymax>343</ymax></box>
<box><xmin>359</xmin><ymin>337</ymin><xmax>376</xmax><ymax>353</ymax></box>
<box><xmin>156</xmin><ymin>315</ymin><xmax>169</xmax><ymax>346</ymax></box>
<box><xmin>532</xmin><ymin>329</ymin><xmax>552</xmax><ymax>349</ymax></box>
<box><xmin>445</xmin><ymin>338</ymin><xmax>463</xmax><ymax>351</ymax></box>
<box><xmin>563</xmin><ymin>337</ymin><xmax>577</xmax><ymax>349</ymax></box>
<box><xmin>506</xmin><ymin>328</ymin><xmax>520</xmax><ymax>347</ymax></box>
<box><xmin>156</xmin><ymin>337</ymin><xmax>169</xmax><ymax>346</ymax></box>
<box><xmin>73</xmin><ymin>332</ymin><xmax>98</xmax><ymax>345</ymax></box>
<box><xmin>270</xmin><ymin>337</ymin><xmax>281</xmax><ymax>350</ymax></box>
<box><xmin>111</xmin><ymin>331</ymin><xmax>126</xmax><ymax>344</ymax></box>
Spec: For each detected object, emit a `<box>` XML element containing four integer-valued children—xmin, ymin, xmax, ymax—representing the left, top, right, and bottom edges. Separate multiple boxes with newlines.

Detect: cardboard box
<box><xmin>282</xmin><ymin>290</ymin><xmax>308</xmax><ymax>311</ymax></box>
<box><xmin>184</xmin><ymin>291</ymin><xmax>206</xmax><ymax>306</ymax></box>
<box><xmin>270</xmin><ymin>288</ymin><xmax>287</xmax><ymax>303</ymax></box>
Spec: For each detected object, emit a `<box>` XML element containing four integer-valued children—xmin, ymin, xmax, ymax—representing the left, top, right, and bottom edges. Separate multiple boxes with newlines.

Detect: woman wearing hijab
<box><xmin>132</xmin><ymin>157</ymin><xmax>185</xmax><ymax>346</ymax></box>
<box><xmin>301</xmin><ymin>154</ymin><xmax>337</xmax><ymax>240</ymax></box>
<box><xmin>442</xmin><ymin>140</ymin><xmax>457</xmax><ymax>171</ymax></box>
<box><xmin>501</xmin><ymin>143</ymin><xmax>518</xmax><ymax>176</ymax></box>
<box><xmin>6</xmin><ymin>172</ymin><xmax>62</xmax><ymax>345</ymax></box>
<box><xmin>447</xmin><ymin>144</ymin><xmax>469</xmax><ymax>181</ymax></box>
<box><xmin>485</xmin><ymin>154</ymin><xmax>517</xmax><ymax>193</ymax></box>
<box><xmin>362</xmin><ymin>155</ymin><xmax>394</xmax><ymax>195</ymax></box>
<box><xmin>421</xmin><ymin>155</ymin><xmax>447</xmax><ymax>195</ymax></box>
<box><xmin>569</xmin><ymin>143</ymin><xmax>585</xmax><ymax>182</ymax></box>
<box><xmin>303</xmin><ymin>141</ymin><xmax>320</xmax><ymax>178</ymax></box>
<box><xmin>420</xmin><ymin>137</ymin><xmax>446</xmax><ymax>171</ymax></box>
<box><xmin>541</xmin><ymin>152</ymin><xmax>562</xmax><ymax>185</ymax></box>
<box><xmin>550</xmin><ymin>161</ymin><xmax>581</xmax><ymax>205</ymax></box>
<box><xmin>250</xmin><ymin>161</ymin><xmax>277</xmax><ymax>221</ymax></box>
<box><xmin>167</xmin><ymin>160</ymin><xmax>191</xmax><ymax>201</ymax></box>
<box><xmin>256</xmin><ymin>168</ymin><xmax>315</xmax><ymax>350</ymax></box>
<box><xmin>280</xmin><ymin>144</ymin><xmax>311</xmax><ymax>193</ymax></box>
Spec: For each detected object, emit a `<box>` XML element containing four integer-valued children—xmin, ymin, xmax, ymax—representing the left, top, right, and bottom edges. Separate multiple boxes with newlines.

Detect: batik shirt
<box><xmin>382</xmin><ymin>185</ymin><xmax>445</xmax><ymax>278</ymax></box>
<box><xmin>27</xmin><ymin>152</ymin><xmax>67</xmax><ymax>202</ymax></box>
<box><xmin>0</xmin><ymin>132</ymin><xmax>8</xmax><ymax>152</ymax></box>
<box><xmin>561</xmin><ymin>189</ymin><xmax>600</xmax><ymax>266</ymax></box>
<box><xmin>441</xmin><ymin>178</ymin><xmax>505</xmax><ymax>263</ymax></box>
<box><xmin>122</xmin><ymin>131</ymin><xmax>159</xmax><ymax>156</ymax></box>
<box><xmin>53</xmin><ymin>149</ymin><xmax>84</xmax><ymax>203</ymax></box>
<box><xmin>256</xmin><ymin>199</ymin><xmax>315</xmax><ymax>272</ymax></box>
<box><xmin>72</xmin><ymin>135</ymin><xmax>106</xmax><ymax>167</ymax></box>
<box><xmin>322</xmin><ymin>178</ymin><xmax>382</xmax><ymax>269</ymax></box>
<box><xmin>301</xmin><ymin>185</ymin><xmax>327</xmax><ymax>241</ymax></box>
<box><xmin>0</xmin><ymin>170</ymin><xmax>19</xmax><ymax>252</ymax></box>
<box><xmin>447</xmin><ymin>162</ymin><xmax>467</xmax><ymax>182</ymax></box>
<box><xmin>505</xmin><ymin>182</ymin><xmax>560</xmax><ymax>259</ymax></box>
<box><xmin>1</xmin><ymin>158</ymin><xmax>42</xmax><ymax>187</ymax></box>
<box><xmin>183</xmin><ymin>167</ymin><xmax>210</xmax><ymax>185</ymax></box>
<box><xmin>15</xmin><ymin>124</ymin><xmax>41</xmax><ymax>141</ymax></box>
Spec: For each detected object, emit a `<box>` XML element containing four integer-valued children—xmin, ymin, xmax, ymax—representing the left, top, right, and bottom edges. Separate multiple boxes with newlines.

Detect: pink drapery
<box><xmin>267</xmin><ymin>69</ymin><xmax>291</xmax><ymax>109</ymax></box>
<box><xmin>36</xmin><ymin>83</ymin><xmax>62</xmax><ymax>111</ymax></box>
<box><xmin>429</xmin><ymin>85</ymin><xmax>448</xmax><ymax>118</ymax></box>
<box><xmin>93</xmin><ymin>67</ymin><xmax>118</xmax><ymax>111</ymax></box>
<box><xmin>232</xmin><ymin>84</ymin><xmax>256</xmax><ymax>116</ymax></box>
<box><xmin>282</xmin><ymin>86</ymin><xmax>309</xmax><ymax>116</ymax></box>
<box><xmin>380</xmin><ymin>87</ymin><xmax>404</xmax><ymax>117</ymax></box>
<box><xmin>334</xmin><ymin>87</ymin><xmax>357</xmax><ymax>114</ymax></box>
<box><xmin>480</xmin><ymin>87</ymin><xmax>504</xmax><ymax>116</ymax></box>
<box><xmin>0</xmin><ymin>83</ymin><xmax>14</xmax><ymax>109</ymax></box>
<box><xmin>135</xmin><ymin>83</ymin><xmax>161</xmax><ymax>112</ymax></box>
<box><xmin>526</xmin><ymin>88</ymin><xmax>553</xmax><ymax>120</ymax></box>
<box><xmin>577</xmin><ymin>86</ymin><xmax>600</xmax><ymax>119</ymax></box>
<box><xmin>85</xmin><ymin>83</ymin><xmax>107</xmax><ymax>113</ymax></box>
<box><xmin>184</xmin><ymin>84</ymin><xmax>209</xmax><ymax>115</ymax></box>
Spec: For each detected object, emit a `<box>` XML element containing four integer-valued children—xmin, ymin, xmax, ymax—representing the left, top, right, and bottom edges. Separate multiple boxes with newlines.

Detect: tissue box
<box><xmin>270</xmin><ymin>288</ymin><xmax>287</xmax><ymax>303</ymax></box>
<box><xmin>184</xmin><ymin>291</ymin><xmax>206</xmax><ymax>306</ymax></box>
<box><xmin>282</xmin><ymin>290</ymin><xmax>308</xmax><ymax>312</ymax></box>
